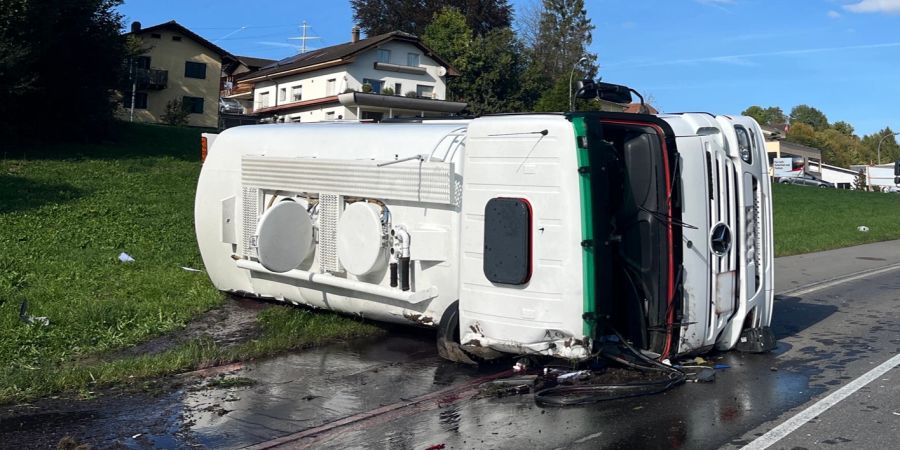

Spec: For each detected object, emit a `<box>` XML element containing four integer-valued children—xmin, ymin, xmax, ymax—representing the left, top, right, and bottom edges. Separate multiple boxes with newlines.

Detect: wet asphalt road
<box><xmin>3</xmin><ymin>240</ymin><xmax>900</xmax><ymax>449</ymax></box>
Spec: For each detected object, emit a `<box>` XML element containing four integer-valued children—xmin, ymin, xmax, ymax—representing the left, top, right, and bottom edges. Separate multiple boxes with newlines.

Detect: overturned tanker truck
<box><xmin>195</xmin><ymin>83</ymin><xmax>775</xmax><ymax>364</ymax></box>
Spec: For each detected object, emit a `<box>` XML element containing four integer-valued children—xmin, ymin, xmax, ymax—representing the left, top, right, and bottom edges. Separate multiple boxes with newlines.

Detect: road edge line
<box><xmin>777</xmin><ymin>262</ymin><xmax>900</xmax><ymax>297</ymax></box>
<box><xmin>742</xmin><ymin>353</ymin><xmax>900</xmax><ymax>450</ymax></box>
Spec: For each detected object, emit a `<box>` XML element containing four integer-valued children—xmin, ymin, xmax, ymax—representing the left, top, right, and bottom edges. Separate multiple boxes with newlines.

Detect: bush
<box><xmin>161</xmin><ymin>99</ymin><xmax>190</xmax><ymax>126</ymax></box>
<box><xmin>405</xmin><ymin>91</ymin><xmax>418</xmax><ymax>98</ymax></box>
<box><xmin>381</xmin><ymin>87</ymin><xmax>394</xmax><ymax>96</ymax></box>
<box><xmin>361</xmin><ymin>83</ymin><xmax>373</xmax><ymax>93</ymax></box>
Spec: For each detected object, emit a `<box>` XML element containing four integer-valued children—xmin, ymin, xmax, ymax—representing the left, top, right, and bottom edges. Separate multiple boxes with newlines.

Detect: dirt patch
<box><xmin>108</xmin><ymin>295</ymin><xmax>268</xmax><ymax>360</ymax></box>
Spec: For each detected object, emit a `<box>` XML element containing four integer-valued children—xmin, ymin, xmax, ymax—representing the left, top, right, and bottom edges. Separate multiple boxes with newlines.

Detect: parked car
<box><xmin>219</xmin><ymin>97</ymin><xmax>244</xmax><ymax>115</ymax></box>
<box><xmin>779</xmin><ymin>173</ymin><xmax>834</xmax><ymax>188</ymax></box>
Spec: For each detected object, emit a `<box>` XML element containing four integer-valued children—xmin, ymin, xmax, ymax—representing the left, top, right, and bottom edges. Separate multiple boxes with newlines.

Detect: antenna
<box><xmin>288</xmin><ymin>21</ymin><xmax>321</xmax><ymax>54</ymax></box>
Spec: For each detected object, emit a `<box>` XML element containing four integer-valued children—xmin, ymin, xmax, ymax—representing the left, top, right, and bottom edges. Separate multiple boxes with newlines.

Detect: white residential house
<box><xmin>230</xmin><ymin>28</ymin><xmax>465</xmax><ymax>122</ymax></box>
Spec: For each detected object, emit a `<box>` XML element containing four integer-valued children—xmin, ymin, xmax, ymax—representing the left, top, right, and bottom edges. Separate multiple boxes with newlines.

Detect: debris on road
<box><xmin>18</xmin><ymin>300</ymin><xmax>49</xmax><ymax>326</ymax></box>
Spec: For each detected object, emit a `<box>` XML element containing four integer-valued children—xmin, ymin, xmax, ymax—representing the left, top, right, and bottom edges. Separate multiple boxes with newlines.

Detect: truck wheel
<box><xmin>436</xmin><ymin>301</ymin><xmax>479</xmax><ymax>365</ymax></box>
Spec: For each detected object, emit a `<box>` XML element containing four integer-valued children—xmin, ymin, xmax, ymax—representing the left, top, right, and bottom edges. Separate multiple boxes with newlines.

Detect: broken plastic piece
<box><xmin>557</xmin><ymin>370</ymin><xmax>591</xmax><ymax>383</ymax></box>
<box><xmin>858</xmin><ymin>225</ymin><xmax>869</xmax><ymax>232</ymax></box>
<box><xmin>18</xmin><ymin>300</ymin><xmax>49</xmax><ymax>326</ymax></box>
<box><xmin>687</xmin><ymin>367</ymin><xmax>716</xmax><ymax>383</ymax></box>
<box><xmin>181</xmin><ymin>266</ymin><xmax>202</xmax><ymax>272</ymax></box>
<box><xmin>713</xmin><ymin>364</ymin><xmax>730</xmax><ymax>370</ymax></box>
<box><xmin>118</xmin><ymin>252</ymin><xmax>135</xmax><ymax>263</ymax></box>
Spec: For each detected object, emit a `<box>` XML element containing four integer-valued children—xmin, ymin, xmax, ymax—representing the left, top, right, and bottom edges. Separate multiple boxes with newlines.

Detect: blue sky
<box><xmin>118</xmin><ymin>0</ymin><xmax>900</xmax><ymax>135</ymax></box>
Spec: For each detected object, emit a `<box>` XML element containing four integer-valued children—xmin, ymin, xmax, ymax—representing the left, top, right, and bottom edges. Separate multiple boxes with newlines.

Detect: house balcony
<box><xmin>223</xmin><ymin>81</ymin><xmax>253</xmax><ymax>99</ymax></box>
<box><xmin>134</xmin><ymin>68</ymin><xmax>168</xmax><ymax>90</ymax></box>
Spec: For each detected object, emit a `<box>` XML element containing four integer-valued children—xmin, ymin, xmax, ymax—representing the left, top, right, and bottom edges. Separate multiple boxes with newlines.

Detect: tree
<box><xmin>351</xmin><ymin>0</ymin><xmax>511</xmax><ymax>37</ymax></box>
<box><xmin>785</xmin><ymin>122</ymin><xmax>818</xmax><ymax>147</ymax></box>
<box><xmin>0</xmin><ymin>0</ymin><xmax>126</xmax><ymax>140</ymax></box>
<box><xmin>742</xmin><ymin>105</ymin><xmax>786</xmax><ymax>127</ymax></box>
<box><xmin>832</xmin><ymin>120</ymin><xmax>854</xmax><ymax>136</ymax></box>
<box><xmin>790</xmin><ymin>104</ymin><xmax>829</xmax><ymax>131</ymax></box>
<box><xmin>422</xmin><ymin>7</ymin><xmax>472</xmax><ymax>73</ymax></box>
<box><xmin>457</xmin><ymin>28</ymin><xmax>526</xmax><ymax>114</ymax></box>
<box><xmin>861</xmin><ymin>128</ymin><xmax>900</xmax><ymax>164</ymax></box>
<box><xmin>529</xmin><ymin>0</ymin><xmax>596</xmax><ymax>82</ymax></box>
<box><xmin>161</xmin><ymin>99</ymin><xmax>189</xmax><ymax>126</ymax></box>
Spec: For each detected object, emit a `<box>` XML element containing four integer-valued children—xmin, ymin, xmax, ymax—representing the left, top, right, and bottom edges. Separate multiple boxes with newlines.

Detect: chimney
<box><xmin>351</xmin><ymin>26</ymin><xmax>360</xmax><ymax>43</ymax></box>
<box><xmin>130</xmin><ymin>21</ymin><xmax>141</xmax><ymax>33</ymax></box>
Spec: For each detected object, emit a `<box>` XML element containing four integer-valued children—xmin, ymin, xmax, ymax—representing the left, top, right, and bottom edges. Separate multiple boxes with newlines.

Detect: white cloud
<box><xmin>844</xmin><ymin>0</ymin><xmax>900</xmax><ymax>13</ymax></box>
<box><xmin>828</xmin><ymin>10</ymin><xmax>842</xmax><ymax>18</ymax></box>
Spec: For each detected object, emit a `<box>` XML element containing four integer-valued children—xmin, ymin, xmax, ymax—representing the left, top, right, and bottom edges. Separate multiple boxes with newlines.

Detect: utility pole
<box><xmin>129</xmin><ymin>56</ymin><xmax>136</xmax><ymax>122</ymax></box>
<box><xmin>289</xmin><ymin>21</ymin><xmax>320</xmax><ymax>54</ymax></box>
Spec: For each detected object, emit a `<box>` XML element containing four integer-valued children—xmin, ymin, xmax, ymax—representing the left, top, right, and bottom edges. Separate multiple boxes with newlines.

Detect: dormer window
<box><xmin>377</xmin><ymin>49</ymin><xmax>390</xmax><ymax>63</ymax></box>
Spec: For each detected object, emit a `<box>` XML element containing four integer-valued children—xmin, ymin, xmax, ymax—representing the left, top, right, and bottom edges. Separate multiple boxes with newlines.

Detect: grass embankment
<box><xmin>773</xmin><ymin>183</ymin><xmax>900</xmax><ymax>256</ymax></box>
<box><xmin>0</xmin><ymin>123</ymin><xmax>380</xmax><ymax>403</ymax></box>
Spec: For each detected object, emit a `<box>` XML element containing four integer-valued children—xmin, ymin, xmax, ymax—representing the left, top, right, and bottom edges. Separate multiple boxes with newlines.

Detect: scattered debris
<box><xmin>770</xmin><ymin>367</ymin><xmax>779</xmax><ymax>372</ymax></box>
<box><xmin>557</xmin><ymin>370</ymin><xmax>592</xmax><ymax>383</ymax></box>
<box><xmin>858</xmin><ymin>226</ymin><xmax>870</xmax><ymax>232</ymax></box>
<box><xmin>118</xmin><ymin>252</ymin><xmax>135</xmax><ymax>263</ymax></box>
<box><xmin>131</xmin><ymin>433</ymin><xmax>142</xmax><ymax>439</ymax></box>
<box><xmin>18</xmin><ymin>300</ymin><xmax>49</xmax><ymax>326</ymax></box>
<box><xmin>426</xmin><ymin>444</ymin><xmax>446</xmax><ymax>450</ymax></box>
<box><xmin>714</xmin><ymin>364</ymin><xmax>731</xmax><ymax>370</ymax></box>
<box><xmin>180</xmin><ymin>266</ymin><xmax>203</xmax><ymax>272</ymax></box>
<box><xmin>892</xmin><ymin>412</ymin><xmax>900</xmax><ymax>416</ymax></box>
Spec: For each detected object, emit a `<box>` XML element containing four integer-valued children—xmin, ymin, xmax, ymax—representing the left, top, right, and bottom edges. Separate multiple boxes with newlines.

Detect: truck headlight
<box><xmin>740</xmin><ymin>148</ymin><xmax>752</xmax><ymax>164</ymax></box>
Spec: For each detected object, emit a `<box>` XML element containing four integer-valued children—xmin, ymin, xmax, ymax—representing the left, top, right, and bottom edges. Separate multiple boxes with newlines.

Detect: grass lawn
<box><xmin>773</xmin><ymin>183</ymin><xmax>900</xmax><ymax>256</ymax></box>
<box><xmin>0</xmin><ymin>122</ymin><xmax>379</xmax><ymax>403</ymax></box>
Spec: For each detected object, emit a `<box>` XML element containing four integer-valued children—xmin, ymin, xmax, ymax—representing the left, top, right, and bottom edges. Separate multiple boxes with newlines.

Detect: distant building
<box><xmin>231</xmin><ymin>28</ymin><xmax>465</xmax><ymax>123</ymax></box>
<box><xmin>119</xmin><ymin>21</ymin><xmax>234</xmax><ymax>128</ymax></box>
<box><xmin>221</xmin><ymin>55</ymin><xmax>277</xmax><ymax>114</ymax></box>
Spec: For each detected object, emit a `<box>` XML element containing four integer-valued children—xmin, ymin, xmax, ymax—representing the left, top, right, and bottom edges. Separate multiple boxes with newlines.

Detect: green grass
<box><xmin>0</xmin><ymin>122</ymin><xmax>380</xmax><ymax>403</ymax></box>
<box><xmin>773</xmin><ymin>183</ymin><xmax>900</xmax><ymax>256</ymax></box>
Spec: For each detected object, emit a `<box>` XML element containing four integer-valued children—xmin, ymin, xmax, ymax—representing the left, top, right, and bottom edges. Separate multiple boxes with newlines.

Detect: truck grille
<box><xmin>318</xmin><ymin>193</ymin><xmax>343</xmax><ymax>273</ymax></box>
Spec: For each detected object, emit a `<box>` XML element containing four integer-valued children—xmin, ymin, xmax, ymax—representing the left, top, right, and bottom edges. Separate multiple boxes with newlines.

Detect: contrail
<box><xmin>606</xmin><ymin>41</ymin><xmax>900</xmax><ymax>69</ymax></box>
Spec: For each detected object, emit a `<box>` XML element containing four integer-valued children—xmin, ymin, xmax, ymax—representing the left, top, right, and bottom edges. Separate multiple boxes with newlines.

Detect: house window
<box><xmin>291</xmin><ymin>85</ymin><xmax>303</xmax><ymax>102</ymax></box>
<box><xmin>326</xmin><ymin>78</ymin><xmax>336</xmax><ymax>96</ymax></box>
<box><xmin>407</xmin><ymin>53</ymin><xmax>419</xmax><ymax>67</ymax></box>
<box><xmin>416</xmin><ymin>84</ymin><xmax>433</xmax><ymax>98</ymax></box>
<box><xmin>377</xmin><ymin>49</ymin><xmax>390</xmax><ymax>63</ymax></box>
<box><xmin>182</xmin><ymin>96</ymin><xmax>204</xmax><ymax>114</ymax></box>
<box><xmin>258</xmin><ymin>92</ymin><xmax>270</xmax><ymax>108</ymax></box>
<box><xmin>394</xmin><ymin>83</ymin><xmax>402</xmax><ymax>95</ymax></box>
<box><xmin>184</xmin><ymin>61</ymin><xmax>206</xmax><ymax>79</ymax></box>
<box><xmin>279</xmin><ymin>87</ymin><xmax>286</xmax><ymax>102</ymax></box>
<box><xmin>122</xmin><ymin>91</ymin><xmax>148</xmax><ymax>109</ymax></box>
<box><xmin>172</xmin><ymin>35</ymin><xmax>182</xmax><ymax>41</ymax></box>
<box><xmin>362</xmin><ymin>78</ymin><xmax>383</xmax><ymax>94</ymax></box>
<box><xmin>150</xmin><ymin>33</ymin><xmax>161</xmax><ymax>39</ymax></box>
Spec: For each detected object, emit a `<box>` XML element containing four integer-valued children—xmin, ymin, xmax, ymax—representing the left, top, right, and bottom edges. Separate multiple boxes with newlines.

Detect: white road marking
<box><xmin>778</xmin><ymin>262</ymin><xmax>900</xmax><ymax>297</ymax></box>
<box><xmin>743</xmin><ymin>352</ymin><xmax>900</xmax><ymax>450</ymax></box>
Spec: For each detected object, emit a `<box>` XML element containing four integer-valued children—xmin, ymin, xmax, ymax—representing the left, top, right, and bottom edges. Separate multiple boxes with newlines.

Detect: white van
<box><xmin>194</xmin><ymin>111</ymin><xmax>774</xmax><ymax>363</ymax></box>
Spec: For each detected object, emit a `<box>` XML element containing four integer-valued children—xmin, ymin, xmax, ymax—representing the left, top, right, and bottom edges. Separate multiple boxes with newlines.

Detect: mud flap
<box><xmin>734</xmin><ymin>326</ymin><xmax>776</xmax><ymax>353</ymax></box>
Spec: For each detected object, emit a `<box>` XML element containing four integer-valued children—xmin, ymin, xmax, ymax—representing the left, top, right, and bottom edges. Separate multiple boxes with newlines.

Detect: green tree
<box><xmin>861</xmin><ymin>128</ymin><xmax>900</xmax><ymax>165</ymax></box>
<box><xmin>789</xmin><ymin>104</ymin><xmax>829</xmax><ymax>131</ymax></box>
<box><xmin>160</xmin><ymin>99</ymin><xmax>189</xmax><ymax>126</ymax></box>
<box><xmin>742</xmin><ymin>105</ymin><xmax>786</xmax><ymax>127</ymax></box>
<box><xmin>529</xmin><ymin>0</ymin><xmax>596</xmax><ymax>83</ymax></box>
<box><xmin>0</xmin><ymin>0</ymin><xmax>126</xmax><ymax>140</ymax></box>
<box><xmin>832</xmin><ymin>120</ymin><xmax>854</xmax><ymax>136</ymax></box>
<box><xmin>351</xmin><ymin>0</ymin><xmax>511</xmax><ymax>37</ymax></box>
<box><xmin>458</xmin><ymin>28</ymin><xmax>526</xmax><ymax>114</ymax></box>
<box><xmin>785</xmin><ymin>122</ymin><xmax>818</xmax><ymax>147</ymax></box>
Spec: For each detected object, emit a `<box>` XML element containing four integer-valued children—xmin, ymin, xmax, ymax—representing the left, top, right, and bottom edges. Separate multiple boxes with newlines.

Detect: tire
<box><xmin>436</xmin><ymin>301</ymin><xmax>502</xmax><ymax>365</ymax></box>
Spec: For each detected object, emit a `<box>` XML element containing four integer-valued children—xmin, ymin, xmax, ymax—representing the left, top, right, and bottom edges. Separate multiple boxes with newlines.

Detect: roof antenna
<box><xmin>289</xmin><ymin>21</ymin><xmax>321</xmax><ymax>54</ymax></box>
